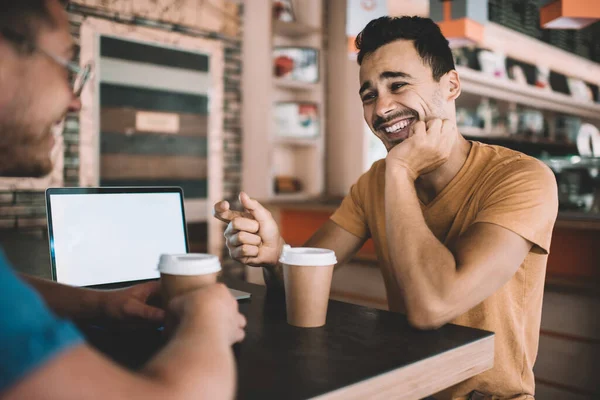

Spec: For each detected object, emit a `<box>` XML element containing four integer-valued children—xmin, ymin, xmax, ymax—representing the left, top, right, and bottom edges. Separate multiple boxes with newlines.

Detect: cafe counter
<box><xmin>265</xmin><ymin>198</ymin><xmax>600</xmax><ymax>287</ymax></box>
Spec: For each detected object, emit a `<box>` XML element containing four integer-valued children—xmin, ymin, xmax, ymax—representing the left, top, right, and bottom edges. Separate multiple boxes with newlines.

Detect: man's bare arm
<box><xmin>19</xmin><ymin>274</ymin><xmax>165</xmax><ymax>324</ymax></box>
<box><xmin>3</xmin><ymin>284</ymin><xmax>245</xmax><ymax>400</ymax></box>
<box><xmin>214</xmin><ymin>193</ymin><xmax>366</xmax><ymax>291</ymax></box>
<box><xmin>385</xmin><ymin>166</ymin><xmax>531</xmax><ymax>329</ymax></box>
<box><xmin>263</xmin><ymin>220</ymin><xmax>367</xmax><ymax>289</ymax></box>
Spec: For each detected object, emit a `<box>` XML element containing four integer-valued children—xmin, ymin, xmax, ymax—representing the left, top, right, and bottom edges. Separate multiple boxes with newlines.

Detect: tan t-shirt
<box><xmin>330</xmin><ymin>141</ymin><xmax>558</xmax><ymax>399</ymax></box>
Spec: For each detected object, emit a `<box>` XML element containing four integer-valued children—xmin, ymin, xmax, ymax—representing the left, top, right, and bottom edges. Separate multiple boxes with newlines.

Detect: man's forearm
<box><xmin>19</xmin><ymin>274</ymin><xmax>102</xmax><ymax>321</ymax></box>
<box><xmin>385</xmin><ymin>166</ymin><xmax>457</xmax><ymax>326</ymax></box>
<box><xmin>143</xmin><ymin>333</ymin><xmax>236</xmax><ymax>400</ymax></box>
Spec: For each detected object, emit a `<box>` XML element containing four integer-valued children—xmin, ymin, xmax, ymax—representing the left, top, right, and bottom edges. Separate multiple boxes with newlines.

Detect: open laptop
<box><xmin>45</xmin><ymin>187</ymin><xmax>250</xmax><ymax>300</ymax></box>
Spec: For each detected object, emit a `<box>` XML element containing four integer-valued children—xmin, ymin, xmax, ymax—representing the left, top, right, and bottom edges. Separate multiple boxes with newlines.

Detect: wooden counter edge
<box><xmin>311</xmin><ymin>334</ymin><xmax>495</xmax><ymax>400</ymax></box>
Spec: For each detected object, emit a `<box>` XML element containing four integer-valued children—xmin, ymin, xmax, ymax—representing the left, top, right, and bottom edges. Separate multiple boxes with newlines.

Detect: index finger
<box><xmin>213</xmin><ymin>200</ymin><xmax>253</xmax><ymax>224</ymax></box>
<box><xmin>239</xmin><ymin>192</ymin><xmax>273</xmax><ymax>224</ymax></box>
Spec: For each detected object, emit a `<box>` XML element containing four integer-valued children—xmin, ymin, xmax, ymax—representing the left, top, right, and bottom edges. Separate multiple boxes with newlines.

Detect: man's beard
<box><xmin>0</xmin><ymin>118</ymin><xmax>55</xmax><ymax>178</ymax></box>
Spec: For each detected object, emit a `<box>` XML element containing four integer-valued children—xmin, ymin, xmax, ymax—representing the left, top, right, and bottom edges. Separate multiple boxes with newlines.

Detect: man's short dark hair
<box><xmin>355</xmin><ymin>16</ymin><xmax>455</xmax><ymax>82</ymax></box>
<box><xmin>0</xmin><ymin>0</ymin><xmax>68</xmax><ymax>52</ymax></box>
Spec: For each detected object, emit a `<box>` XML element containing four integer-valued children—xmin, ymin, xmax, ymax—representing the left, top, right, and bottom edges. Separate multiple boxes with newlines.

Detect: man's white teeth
<box><xmin>384</xmin><ymin>119</ymin><xmax>411</xmax><ymax>133</ymax></box>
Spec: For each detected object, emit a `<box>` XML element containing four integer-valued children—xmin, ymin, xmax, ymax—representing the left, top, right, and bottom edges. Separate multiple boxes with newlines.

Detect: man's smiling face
<box><xmin>0</xmin><ymin>0</ymin><xmax>80</xmax><ymax>177</ymax></box>
<box><xmin>359</xmin><ymin>39</ymin><xmax>448</xmax><ymax>151</ymax></box>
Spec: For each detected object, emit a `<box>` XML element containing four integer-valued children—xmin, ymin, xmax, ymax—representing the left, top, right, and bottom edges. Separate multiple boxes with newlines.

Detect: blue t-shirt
<box><xmin>0</xmin><ymin>249</ymin><xmax>83</xmax><ymax>392</ymax></box>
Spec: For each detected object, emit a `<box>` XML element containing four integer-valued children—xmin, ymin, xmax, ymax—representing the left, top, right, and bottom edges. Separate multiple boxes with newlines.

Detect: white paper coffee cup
<box><xmin>159</xmin><ymin>254</ymin><xmax>222</xmax><ymax>306</ymax></box>
<box><xmin>158</xmin><ymin>254</ymin><xmax>221</xmax><ymax>276</ymax></box>
<box><xmin>279</xmin><ymin>247</ymin><xmax>337</xmax><ymax>267</ymax></box>
<box><xmin>279</xmin><ymin>247</ymin><xmax>337</xmax><ymax>328</ymax></box>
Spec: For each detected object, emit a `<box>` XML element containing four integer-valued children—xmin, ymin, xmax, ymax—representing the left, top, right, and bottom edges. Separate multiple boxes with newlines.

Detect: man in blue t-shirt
<box><xmin>0</xmin><ymin>1</ymin><xmax>246</xmax><ymax>399</ymax></box>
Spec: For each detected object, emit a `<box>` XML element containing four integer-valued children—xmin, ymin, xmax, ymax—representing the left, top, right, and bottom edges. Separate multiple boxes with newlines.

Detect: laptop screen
<box><xmin>47</xmin><ymin>189</ymin><xmax>188</xmax><ymax>287</ymax></box>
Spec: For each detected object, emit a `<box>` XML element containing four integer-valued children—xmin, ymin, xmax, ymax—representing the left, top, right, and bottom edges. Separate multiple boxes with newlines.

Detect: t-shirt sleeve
<box><xmin>330</xmin><ymin>163</ymin><xmax>379</xmax><ymax>239</ymax></box>
<box><xmin>0</xmin><ymin>251</ymin><xmax>84</xmax><ymax>393</ymax></box>
<box><xmin>472</xmin><ymin>158</ymin><xmax>558</xmax><ymax>254</ymax></box>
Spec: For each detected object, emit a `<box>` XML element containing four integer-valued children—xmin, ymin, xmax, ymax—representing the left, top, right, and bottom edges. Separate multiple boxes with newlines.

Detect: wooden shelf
<box><xmin>555</xmin><ymin>212</ymin><xmax>600</xmax><ymax>230</ymax></box>
<box><xmin>274</xmin><ymin>137</ymin><xmax>319</xmax><ymax>147</ymax></box>
<box><xmin>274</xmin><ymin>78</ymin><xmax>319</xmax><ymax>91</ymax></box>
<box><xmin>243</xmin><ymin>0</ymin><xmax>324</xmax><ymax>203</ymax></box>
<box><xmin>462</xmin><ymin>129</ymin><xmax>579</xmax><ymax>156</ymax></box>
<box><xmin>543</xmin><ymin>156</ymin><xmax>600</xmax><ymax>171</ymax></box>
<box><xmin>459</xmin><ymin>126</ymin><xmax>508</xmax><ymax>137</ymax></box>
<box><xmin>273</xmin><ymin>20</ymin><xmax>320</xmax><ymax>38</ymax></box>
<box><xmin>457</xmin><ymin>66</ymin><xmax>600</xmax><ymax>120</ymax></box>
<box><xmin>271</xmin><ymin>192</ymin><xmax>317</xmax><ymax>202</ymax></box>
<box><xmin>463</xmin><ymin>132</ymin><xmax>575</xmax><ymax>148</ymax></box>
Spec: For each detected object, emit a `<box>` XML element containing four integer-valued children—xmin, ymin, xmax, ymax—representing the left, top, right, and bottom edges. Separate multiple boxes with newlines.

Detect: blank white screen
<box><xmin>49</xmin><ymin>192</ymin><xmax>187</xmax><ymax>286</ymax></box>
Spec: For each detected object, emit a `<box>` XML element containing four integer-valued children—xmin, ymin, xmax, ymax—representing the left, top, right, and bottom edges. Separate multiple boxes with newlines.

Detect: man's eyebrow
<box><xmin>380</xmin><ymin>71</ymin><xmax>412</xmax><ymax>80</ymax></box>
<box><xmin>359</xmin><ymin>81</ymin><xmax>372</xmax><ymax>95</ymax></box>
<box><xmin>359</xmin><ymin>71</ymin><xmax>413</xmax><ymax>94</ymax></box>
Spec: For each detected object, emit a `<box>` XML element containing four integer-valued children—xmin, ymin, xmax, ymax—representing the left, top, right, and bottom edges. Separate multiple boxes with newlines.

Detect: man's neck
<box><xmin>415</xmin><ymin>135</ymin><xmax>472</xmax><ymax>205</ymax></box>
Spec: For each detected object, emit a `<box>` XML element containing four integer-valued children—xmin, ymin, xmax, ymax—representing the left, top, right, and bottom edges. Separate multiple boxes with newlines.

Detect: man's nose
<box><xmin>68</xmin><ymin>96</ymin><xmax>82</xmax><ymax>113</ymax></box>
<box><xmin>375</xmin><ymin>94</ymin><xmax>396</xmax><ymax>117</ymax></box>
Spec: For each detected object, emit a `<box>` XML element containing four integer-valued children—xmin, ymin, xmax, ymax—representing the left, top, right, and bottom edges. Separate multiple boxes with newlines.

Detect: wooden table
<box><xmin>82</xmin><ymin>279</ymin><xmax>494</xmax><ymax>400</ymax></box>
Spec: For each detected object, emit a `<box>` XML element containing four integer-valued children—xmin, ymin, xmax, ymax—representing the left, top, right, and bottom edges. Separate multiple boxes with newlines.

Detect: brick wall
<box><xmin>222</xmin><ymin>6</ymin><xmax>243</xmax><ymax>202</ymax></box>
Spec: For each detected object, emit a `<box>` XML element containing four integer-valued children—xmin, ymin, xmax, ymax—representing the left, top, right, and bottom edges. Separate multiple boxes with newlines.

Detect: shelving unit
<box><xmin>542</xmin><ymin>156</ymin><xmax>600</xmax><ymax>171</ymax></box>
<box><xmin>274</xmin><ymin>137</ymin><xmax>320</xmax><ymax>147</ymax></box>
<box><xmin>461</xmin><ymin>126</ymin><xmax>579</xmax><ymax>156</ymax></box>
<box><xmin>242</xmin><ymin>0</ymin><xmax>325</xmax><ymax>202</ymax></box>
<box><xmin>274</xmin><ymin>78</ymin><xmax>319</xmax><ymax>91</ymax></box>
<box><xmin>273</xmin><ymin>20</ymin><xmax>321</xmax><ymax>38</ymax></box>
<box><xmin>457</xmin><ymin>66</ymin><xmax>600</xmax><ymax>121</ymax></box>
<box><xmin>455</xmin><ymin>64</ymin><xmax>600</xmax><ymax>159</ymax></box>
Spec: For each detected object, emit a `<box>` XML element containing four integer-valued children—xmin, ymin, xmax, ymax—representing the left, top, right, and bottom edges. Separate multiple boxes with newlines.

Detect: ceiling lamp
<box><xmin>540</xmin><ymin>0</ymin><xmax>600</xmax><ymax>29</ymax></box>
<box><xmin>430</xmin><ymin>0</ymin><xmax>486</xmax><ymax>47</ymax></box>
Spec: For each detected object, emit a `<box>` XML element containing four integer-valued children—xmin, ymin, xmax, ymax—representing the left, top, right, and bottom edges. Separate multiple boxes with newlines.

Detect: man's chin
<box><xmin>384</xmin><ymin>138</ymin><xmax>406</xmax><ymax>152</ymax></box>
<box><xmin>1</xmin><ymin>160</ymin><xmax>53</xmax><ymax>178</ymax></box>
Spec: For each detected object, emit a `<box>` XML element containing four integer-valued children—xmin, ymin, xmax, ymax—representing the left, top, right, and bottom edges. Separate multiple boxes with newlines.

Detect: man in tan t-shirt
<box><xmin>214</xmin><ymin>16</ymin><xmax>558</xmax><ymax>399</ymax></box>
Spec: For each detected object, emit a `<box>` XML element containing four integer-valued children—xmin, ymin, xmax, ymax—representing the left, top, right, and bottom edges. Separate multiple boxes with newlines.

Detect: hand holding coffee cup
<box><xmin>159</xmin><ymin>254</ymin><xmax>222</xmax><ymax>303</ymax></box>
<box><xmin>158</xmin><ymin>254</ymin><xmax>222</xmax><ymax>335</ymax></box>
<box><xmin>214</xmin><ymin>192</ymin><xmax>285</xmax><ymax>269</ymax></box>
<box><xmin>280</xmin><ymin>247</ymin><xmax>337</xmax><ymax>328</ymax></box>
<box><xmin>168</xmin><ymin>284</ymin><xmax>247</xmax><ymax>345</ymax></box>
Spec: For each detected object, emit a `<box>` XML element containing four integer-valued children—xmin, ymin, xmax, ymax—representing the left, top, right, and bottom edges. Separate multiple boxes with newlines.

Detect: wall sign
<box><xmin>135</xmin><ymin>111</ymin><xmax>180</xmax><ymax>134</ymax></box>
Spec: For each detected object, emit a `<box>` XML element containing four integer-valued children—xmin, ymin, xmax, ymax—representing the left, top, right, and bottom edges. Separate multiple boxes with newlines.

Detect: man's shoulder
<box><xmin>0</xmin><ymin>248</ymin><xmax>83</xmax><ymax>393</ymax></box>
<box><xmin>472</xmin><ymin>141</ymin><xmax>555</xmax><ymax>184</ymax></box>
<box><xmin>354</xmin><ymin>159</ymin><xmax>386</xmax><ymax>188</ymax></box>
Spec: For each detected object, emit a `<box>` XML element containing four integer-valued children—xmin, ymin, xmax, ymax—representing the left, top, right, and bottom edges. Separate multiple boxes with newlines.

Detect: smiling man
<box><xmin>215</xmin><ymin>16</ymin><xmax>558</xmax><ymax>399</ymax></box>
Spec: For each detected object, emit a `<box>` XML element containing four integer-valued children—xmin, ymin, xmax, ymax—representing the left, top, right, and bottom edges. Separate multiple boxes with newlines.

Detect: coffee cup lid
<box><xmin>158</xmin><ymin>254</ymin><xmax>221</xmax><ymax>276</ymax></box>
<box><xmin>279</xmin><ymin>247</ymin><xmax>337</xmax><ymax>267</ymax></box>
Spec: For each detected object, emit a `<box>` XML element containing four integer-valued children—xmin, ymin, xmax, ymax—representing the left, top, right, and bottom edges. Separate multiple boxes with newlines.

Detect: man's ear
<box><xmin>443</xmin><ymin>70</ymin><xmax>461</xmax><ymax>101</ymax></box>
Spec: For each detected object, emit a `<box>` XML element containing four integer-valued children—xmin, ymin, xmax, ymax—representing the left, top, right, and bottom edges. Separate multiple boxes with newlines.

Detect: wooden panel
<box><xmin>100</xmin><ymin>154</ymin><xmax>207</xmax><ymax>180</ymax></box>
<box><xmin>101</xmin><ymin>132</ymin><xmax>208</xmax><ymax>157</ymax></box>
<box><xmin>541</xmin><ymin>291</ymin><xmax>600</xmax><ymax>340</ymax></box>
<box><xmin>100</xmin><ymin>57</ymin><xmax>211</xmax><ymax>96</ymax></box>
<box><xmin>315</xmin><ymin>336</ymin><xmax>494</xmax><ymax>400</ymax></box>
<box><xmin>547</xmin><ymin>227</ymin><xmax>600</xmax><ymax>281</ymax></box>
<box><xmin>100</xmin><ymin>179</ymin><xmax>207</xmax><ymax>199</ymax></box>
<box><xmin>534</xmin><ymin>334</ymin><xmax>600</xmax><ymax>395</ymax></box>
<box><xmin>279</xmin><ymin>209</ymin><xmax>376</xmax><ymax>258</ymax></box>
<box><xmin>100</xmin><ymin>84</ymin><xmax>209</xmax><ymax>114</ymax></box>
<box><xmin>100</xmin><ymin>36</ymin><xmax>210</xmax><ymax>71</ymax></box>
<box><xmin>535</xmin><ymin>381</ymin><xmax>595</xmax><ymax>400</ymax></box>
<box><xmin>101</xmin><ymin>108</ymin><xmax>208</xmax><ymax>137</ymax></box>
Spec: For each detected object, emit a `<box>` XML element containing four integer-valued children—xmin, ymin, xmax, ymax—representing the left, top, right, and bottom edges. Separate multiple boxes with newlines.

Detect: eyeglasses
<box><xmin>1</xmin><ymin>28</ymin><xmax>93</xmax><ymax>97</ymax></box>
<box><xmin>38</xmin><ymin>48</ymin><xmax>93</xmax><ymax>97</ymax></box>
